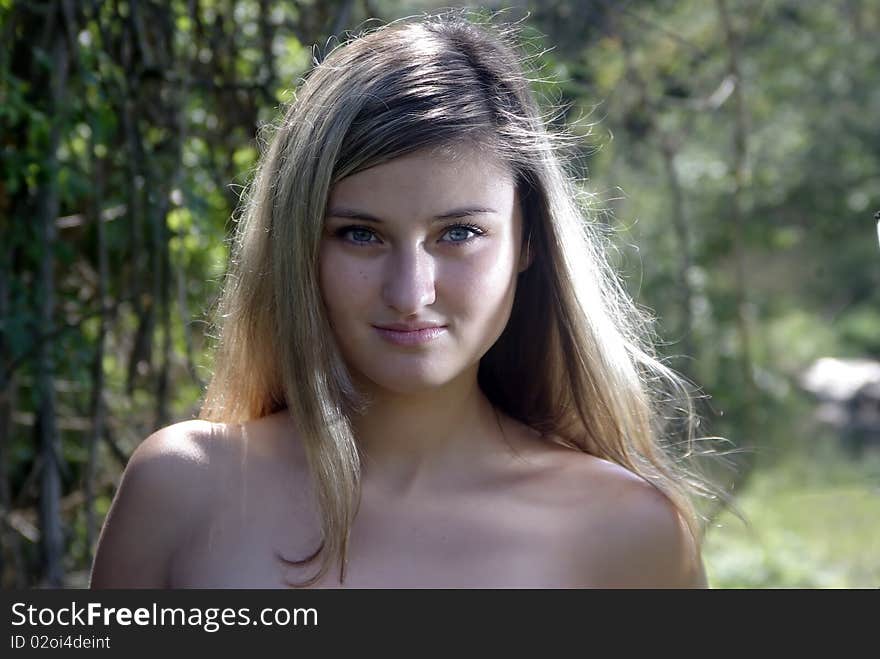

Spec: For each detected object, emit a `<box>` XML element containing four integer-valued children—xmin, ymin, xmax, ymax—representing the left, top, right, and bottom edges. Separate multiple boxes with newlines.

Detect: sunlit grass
<box><xmin>703</xmin><ymin>439</ymin><xmax>880</xmax><ymax>588</ymax></box>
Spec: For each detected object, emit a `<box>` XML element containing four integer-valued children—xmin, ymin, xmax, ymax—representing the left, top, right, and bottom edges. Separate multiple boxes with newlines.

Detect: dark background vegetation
<box><xmin>2</xmin><ymin>0</ymin><xmax>878</xmax><ymax>588</ymax></box>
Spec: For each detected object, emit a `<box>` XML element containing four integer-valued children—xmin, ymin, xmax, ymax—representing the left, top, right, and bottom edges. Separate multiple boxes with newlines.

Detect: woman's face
<box><xmin>319</xmin><ymin>146</ymin><xmax>529</xmax><ymax>396</ymax></box>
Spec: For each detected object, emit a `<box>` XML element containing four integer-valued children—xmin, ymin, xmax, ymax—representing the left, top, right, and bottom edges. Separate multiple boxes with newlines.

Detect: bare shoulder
<box><xmin>117</xmin><ymin>419</ymin><xmax>234</xmax><ymax>506</ymax></box>
<box><xmin>129</xmin><ymin>419</ymin><xmax>230</xmax><ymax>470</ymax></box>
<box><xmin>90</xmin><ymin>419</ymin><xmax>232</xmax><ymax>588</ymax></box>
<box><xmin>553</xmin><ymin>452</ymin><xmax>707</xmax><ymax>589</ymax></box>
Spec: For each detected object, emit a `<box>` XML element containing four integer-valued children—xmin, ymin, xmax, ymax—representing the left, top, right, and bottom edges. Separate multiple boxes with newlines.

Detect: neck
<box><xmin>350</xmin><ymin>367</ymin><xmax>510</xmax><ymax>496</ymax></box>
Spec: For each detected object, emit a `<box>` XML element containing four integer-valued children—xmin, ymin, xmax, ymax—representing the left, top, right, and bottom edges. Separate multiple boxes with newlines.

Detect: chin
<box><xmin>364</xmin><ymin>371</ymin><xmax>458</xmax><ymax>396</ymax></box>
<box><xmin>350</xmin><ymin>358</ymin><xmax>472</xmax><ymax>396</ymax></box>
<box><xmin>336</xmin><ymin>331</ymin><xmax>487</xmax><ymax>396</ymax></box>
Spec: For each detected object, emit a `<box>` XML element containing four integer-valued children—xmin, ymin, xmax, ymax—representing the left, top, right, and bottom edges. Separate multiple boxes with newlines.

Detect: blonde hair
<box><xmin>201</xmin><ymin>11</ymin><xmax>725</xmax><ymax>586</ymax></box>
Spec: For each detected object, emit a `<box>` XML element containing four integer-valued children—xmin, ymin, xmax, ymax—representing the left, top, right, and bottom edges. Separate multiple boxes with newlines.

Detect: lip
<box><xmin>375</xmin><ymin>322</ymin><xmax>446</xmax><ymax>331</ymax></box>
<box><xmin>372</xmin><ymin>323</ymin><xmax>447</xmax><ymax>346</ymax></box>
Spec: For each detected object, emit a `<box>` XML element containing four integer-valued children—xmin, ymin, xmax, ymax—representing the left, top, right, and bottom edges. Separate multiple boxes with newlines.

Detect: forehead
<box><xmin>327</xmin><ymin>146</ymin><xmax>515</xmax><ymax>217</ymax></box>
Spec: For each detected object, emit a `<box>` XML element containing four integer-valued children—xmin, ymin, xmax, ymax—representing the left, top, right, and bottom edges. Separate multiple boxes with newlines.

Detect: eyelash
<box><xmin>334</xmin><ymin>223</ymin><xmax>487</xmax><ymax>247</ymax></box>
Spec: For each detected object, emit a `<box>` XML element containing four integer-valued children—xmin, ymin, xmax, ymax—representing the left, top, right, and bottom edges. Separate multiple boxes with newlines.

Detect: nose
<box><xmin>381</xmin><ymin>245</ymin><xmax>436</xmax><ymax>315</ymax></box>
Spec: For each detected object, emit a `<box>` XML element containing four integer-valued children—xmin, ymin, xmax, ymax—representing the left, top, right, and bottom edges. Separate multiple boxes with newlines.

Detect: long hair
<box><xmin>200</xmin><ymin>11</ymin><xmax>726</xmax><ymax>586</ymax></box>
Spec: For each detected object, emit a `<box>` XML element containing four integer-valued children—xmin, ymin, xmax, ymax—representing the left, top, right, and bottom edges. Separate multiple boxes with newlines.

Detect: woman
<box><xmin>91</xmin><ymin>12</ymin><xmax>719</xmax><ymax>588</ymax></box>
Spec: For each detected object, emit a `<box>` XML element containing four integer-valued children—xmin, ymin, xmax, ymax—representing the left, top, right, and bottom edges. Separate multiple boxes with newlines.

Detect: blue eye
<box><xmin>337</xmin><ymin>226</ymin><xmax>378</xmax><ymax>246</ymax></box>
<box><xmin>441</xmin><ymin>223</ymin><xmax>485</xmax><ymax>244</ymax></box>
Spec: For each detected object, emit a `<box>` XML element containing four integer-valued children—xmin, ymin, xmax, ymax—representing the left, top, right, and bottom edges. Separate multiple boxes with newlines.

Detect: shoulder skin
<box><xmin>89</xmin><ymin>419</ymin><xmax>225</xmax><ymax>589</ymax></box>
<box><xmin>573</xmin><ymin>460</ymin><xmax>708</xmax><ymax>589</ymax></box>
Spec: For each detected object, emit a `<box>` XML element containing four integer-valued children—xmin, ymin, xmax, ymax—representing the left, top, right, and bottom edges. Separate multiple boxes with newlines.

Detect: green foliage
<box><xmin>704</xmin><ymin>440</ymin><xmax>880</xmax><ymax>588</ymax></box>
<box><xmin>835</xmin><ymin>307</ymin><xmax>880</xmax><ymax>358</ymax></box>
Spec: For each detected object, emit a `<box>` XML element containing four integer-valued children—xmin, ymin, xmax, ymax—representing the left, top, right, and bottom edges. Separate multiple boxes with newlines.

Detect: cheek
<box><xmin>440</xmin><ymin>243</ymin><xmax>519</xmax><ymax>318</ymax></box>
<box><xmin>319</xmin><ymin>249</ymin><xmax>373</xmax><ymax>320</ymax></box>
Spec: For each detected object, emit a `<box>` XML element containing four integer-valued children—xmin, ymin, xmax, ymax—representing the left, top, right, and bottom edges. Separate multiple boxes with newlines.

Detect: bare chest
<box><xmin>170</xmin><ymin>485</ymin><xmax>584</xmax><ymax>589</ymax></box>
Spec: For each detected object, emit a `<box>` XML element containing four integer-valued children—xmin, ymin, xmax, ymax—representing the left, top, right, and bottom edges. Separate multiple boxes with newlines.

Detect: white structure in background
<box><xmin>800</xmin><ymin>357</ymin><xmax>880</xmax><ymax>450</ymax></box>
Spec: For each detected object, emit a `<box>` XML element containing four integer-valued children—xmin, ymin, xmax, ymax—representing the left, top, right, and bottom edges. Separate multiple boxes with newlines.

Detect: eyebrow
<box><xmin>326</xmin><ymin>206</ymin><xmax>499</xmax><ymax>223</ymax></box>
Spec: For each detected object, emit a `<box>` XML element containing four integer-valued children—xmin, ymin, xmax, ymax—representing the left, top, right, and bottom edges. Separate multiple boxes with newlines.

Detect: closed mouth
<box><xmin>373</xmin><ymin>323</ymin><xmax>446</xmax><ymax>332</ymax></box>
